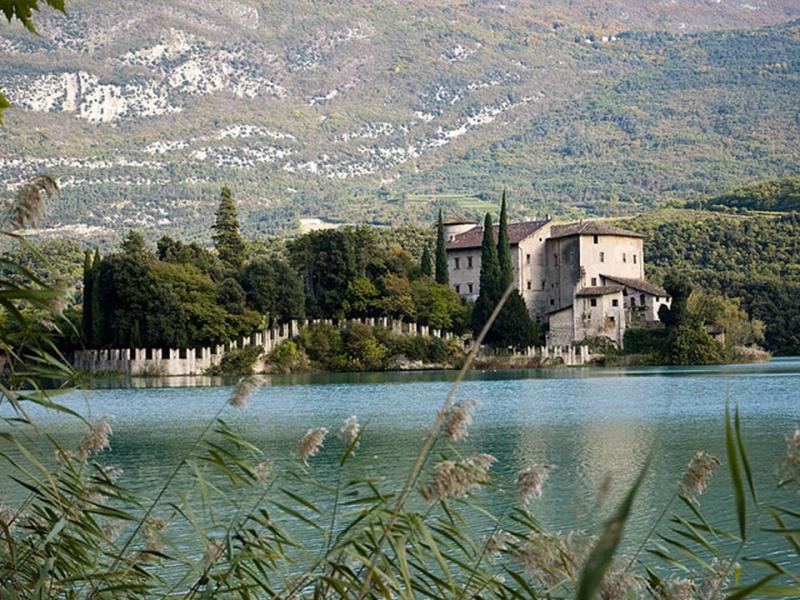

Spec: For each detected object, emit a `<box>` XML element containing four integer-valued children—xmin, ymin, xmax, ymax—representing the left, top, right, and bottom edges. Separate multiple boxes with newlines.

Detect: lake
<box><xmin>2</xmin><ymin>358</ymin><xmax>800</xmax><ymax>584</ymax></box>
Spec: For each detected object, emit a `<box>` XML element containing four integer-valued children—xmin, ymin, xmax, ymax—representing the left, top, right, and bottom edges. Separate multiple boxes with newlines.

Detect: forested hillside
<box><xmin>624</xmin><ymin>210</ymin><xmax>800</xmax><ymax>354</ymax></box>
<box><xmin>692</xmin><ymin>177</ymin><xmax>800</xmax><ymax>212</ymax></box>
<box><xmin>0</xmin><ymin>1</ymin><xmax>798</xmax><ymax>245</ymax></box>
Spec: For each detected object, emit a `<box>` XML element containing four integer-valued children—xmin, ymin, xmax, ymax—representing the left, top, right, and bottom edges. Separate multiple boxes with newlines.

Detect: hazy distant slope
<box><xmin>0</xmin><ymin>1</ymin><xmax>798</xmax><ymax>244</ymax></box>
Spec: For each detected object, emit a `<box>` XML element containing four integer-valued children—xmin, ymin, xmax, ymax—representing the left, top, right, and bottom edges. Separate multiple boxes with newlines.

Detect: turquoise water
<box><xmin>2</xmin><ymin>358</ymin><xmax>800</xmax><ymax>579</ymax></box>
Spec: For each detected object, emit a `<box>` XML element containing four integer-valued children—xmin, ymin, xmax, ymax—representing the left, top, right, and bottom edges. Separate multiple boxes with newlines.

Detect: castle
<box><xmin>444</xmin><ymin>217</ymin><xmax>670</xmax><ymax>347</ymax></box>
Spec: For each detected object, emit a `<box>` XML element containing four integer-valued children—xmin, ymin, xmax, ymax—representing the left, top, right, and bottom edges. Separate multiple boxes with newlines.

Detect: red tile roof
<box><xmin>446</xmin><ymin>220</ymin><xmax>549</xmax><ymax>250</ymax></box>
<box><xmin>549</xmin><ymin>221</ymin><xmax>643</xmax><ymax>239</ymax></box>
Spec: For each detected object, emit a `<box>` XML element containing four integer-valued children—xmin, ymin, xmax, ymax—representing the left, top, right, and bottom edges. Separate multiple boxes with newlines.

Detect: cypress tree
<box><xmin>497</xmin><ymin>190</ymin><xmax>513</xmax><ymax>288</ymax></box>
<box><xmin>471</xmin><ymin>213</ymin><xmax>501</xmax><ymax>336</ymax></box>
<box><xmin>434</xmin><ymin>209</ymin><xmax>449</xmax><ymax>285</ymax></box>
<box><xmin>82</xmin><ymin>250</ymin><xmax>93</xmax><ymax>345</ymax></box>
<box><xmin>420</xmin><ymin>244</ymin><xmax>433</xmax><ymax>277</ymax></box>
<box><xmin>90</xmin><ymin>252</ymin><xmax>103</xmax><ymax>348</ymax></box>
<box><xmin>489</xmin><ymin>196</ymin><xmax>540</xmax><ymax>349</ymax></box>
<box><xmin>212</xmin><ymin>186</ymin><xmax>246</xmax><ymax>269</ymax></box>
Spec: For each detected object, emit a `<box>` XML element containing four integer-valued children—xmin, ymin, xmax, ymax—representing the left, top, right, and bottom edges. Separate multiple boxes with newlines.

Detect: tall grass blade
<box><xmin>734</xmin><ymin>406</ymin><xmax>757</xmax><ymax>503</ymax></box>
<box><xmin>725</xmin><ymin>403</ymin><xmax>747</xmax><ymax>540</ymax></box>
<box><xmin>576</xmin><ymin>457</ymin><xmax>650</xmax><ymax>600</ymax></box>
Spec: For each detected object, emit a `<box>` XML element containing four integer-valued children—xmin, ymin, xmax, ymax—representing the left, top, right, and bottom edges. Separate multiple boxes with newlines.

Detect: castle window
<box><xmin>600</xmin><ymin>251</ymin><xmax>605</xmax><ymax>263</ymax></box>
<box><xmin>454</xmin><ymin>257</ymin><xmax>461</xmax><ymax>270</ymax></box>
<box><xmin>467</xmin><ymin>256</ymin><xmax>473</xmax><ymax>269</ymax></box>
<box><xmin>593</xmin><ymin>235</ymin><xmax>599</xmax><ymax>244</ymax></box>
<box><xmin>622</xmin><ymin>252</ymin><xmax>627</xmax><ymax>263</ymax></box>
<box><xmin>455</xmin><ymin>284</ymin><xmax>461</xmax><ymax>294</ymax></box>
<box><xmin>590</xmin><ymin>298</ymin><xmax>597</xmax><ymax>307</ymax></box>
<box><xmin>633</xmin><ymin>254</ymin><xmax>637</xmax><ymax>264</ymax></box>
<box><xmin>526</xmin><ymin>253</ymin><xmax>531</xmax><ymax>265</ymax></box>
<box><xmin>591</xmin><ymin>277</ymin><xmax>597</xmax><ymax>286</ymax></box>
<box><xmin>550</xmin><ymin>299</ymin><xmax>555</xmax><ymax>306</ymax></box>
<box><xmin>541</xmin><ymin>280</ymin><xmax>546</xmax><ymax>289</ymax></box>
<box><xmin>640</xmin><ymin>293</ymin><xmax>645</xmax><ymax>305</ymax></box>
<box><xmin>527</xmin><ymin>281</ymin><xmax>532</xmax><ymax>290</ymax></box>
<box><xmin>468</xmin><ymin>283</ymin><xmax>474</xmax><ymax>294</ymax></box>
<box><xmin>612</xmin><ymin>299</ymin><xmax>619</xmax><ymax>307</ymax></box>
<box><xmin>609</xmin><ymin>316</ymin><xmax>615</xmax><ymax>323</ymax></box>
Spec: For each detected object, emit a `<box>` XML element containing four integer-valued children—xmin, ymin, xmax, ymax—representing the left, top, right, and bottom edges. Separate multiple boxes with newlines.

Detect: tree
<box><xmin>90</xmin><ymin>249</ymin><xmax>103</xmax><ymax>347</ymax></box>
<box><xmin>344</xmin><ymin>276</ymin><xmax>381</xmax><ymax>317</ymax></box>
<box><xmin>497</xmin><ymin>191</ymin><xmax>513</xmax><ymax>288</ymax></box>
<box><xmin>380</xmin><ymin>274</ymin><xmax>415</xmax><ymax>320</ymax></box>
<box><xmin>491</xmin><ymin>194</ymin><xmax>539</xmax><ymax>348</ymax></box>
<box><xmin>218</xmin><ymin>277</ymin><xmax>247</xmax><ymax>315</ymax></box>
<box><xmin>471</xmin><ymin>213</ymin><xmax>501</xmax><ymax>336</ymax></box>
<box><xmin>239</xmin><ymin>257</ymin><xmax>305</xmax><ymax>322</ymax></box>
<box><xmin>412</xmin><ymin>279</ymin><xmax>470</xmax><ymax>334</ymax></box>
<box><xmin>435</xmin><ymin>209</ymin><xmax>449</xmax><ymax>285</ymax></box>
<box><xmin>419</xmin><ymin>244</ymin><xmax>433</xmax><ymax>278</ymax></box>
<box><xmin>212</xmin><ymin>187</ymin><xmax>245</xmax><ymax>270</ymax></box>
<box><xmin>121</xmin><ymin>230</ymin><xmax>148</xmax><ymax>257</ymax></box>
<box><xmin>659</xmin><ymin>273</ymin><xmax>723</xmax><ymax>365</ymax></box>
<box><xmin>81</xmin><ymin>250</ymin><xmax>93</xmax><ymax>345</ymax></box>
<box><xmin>288</xmin><ymin>227</ymin><xmax>375</xmax><ymax>318</ymax></box>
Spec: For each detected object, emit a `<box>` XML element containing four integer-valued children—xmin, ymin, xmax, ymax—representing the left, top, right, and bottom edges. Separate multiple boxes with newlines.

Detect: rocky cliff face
<box><xmin>1</xmin><ymin>1</ymin><xmax>798</xmax><ymax>244</ymax></box>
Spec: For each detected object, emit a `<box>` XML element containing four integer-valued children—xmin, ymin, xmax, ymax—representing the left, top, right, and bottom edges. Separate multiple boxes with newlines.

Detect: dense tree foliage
<box><xmin>623</xmin><ymin>209</ymin><xmax>800</xmax><ymax>354</ymax></box>
<box><xmin>286</xmin><ymin>225</ymin><xmax>469</xmax><ymax>332</ymax></box>
<box><xmin>658</xmin><ymin>274</ymin><xmax>724</xmax><ymax>365</ymax></box>
<box><xmin>470</xmin><ymin>208</ymin><xmax>538</xmax><ymax>348</ymax></box>
<box><xmin>290</xmin><ymin>322</ymin><xmax>464</xmax><ymax>372</ymax></box>
<box><xmin>74</xmin><ymin>219</ymin><xmax>470</xmax><ymax>350</ymax></box>
<box><xmin>693</xmin><ymin>177</ymin><xmax>800</xmax><ymax>213</ymax></box>
<box><xmin>239</xmin><ymin>258</ymin><xmax>305</xmax><ymax>323</ymax></box>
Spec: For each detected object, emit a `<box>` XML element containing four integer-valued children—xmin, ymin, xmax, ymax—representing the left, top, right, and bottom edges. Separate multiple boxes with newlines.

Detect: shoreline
<box><xmin>80</xmin><ymin>351</ymin><xmax>775</xmax><ymax>389</ymax></box>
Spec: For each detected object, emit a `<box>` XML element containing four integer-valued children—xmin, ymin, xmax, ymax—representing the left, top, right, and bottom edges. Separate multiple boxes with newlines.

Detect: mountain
<box><xmin>1</xmin><ymin>1</ymin><xmax>798</xmax><ymax>245</ymax></box>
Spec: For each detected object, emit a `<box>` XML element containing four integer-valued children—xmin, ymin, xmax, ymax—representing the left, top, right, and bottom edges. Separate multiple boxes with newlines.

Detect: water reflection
<box><xmin>3</xmin><ymin>359</ymin><xmax>800</xmax><ymax>577</ymax></box>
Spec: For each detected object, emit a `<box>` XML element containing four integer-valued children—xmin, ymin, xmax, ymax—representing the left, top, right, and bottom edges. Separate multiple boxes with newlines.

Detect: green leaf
<box><xmin>576</xmin><ymin>457</ymin><xmax>650</xmax><ymax>600</ymax></box>
<box><xmin>0</xmin><ymin>91</ymin><xmax>11</xmax><ymax>125</ymax></box>
<box><xmin>734</xmin><ymin>405</ymin><xmax>757</xmax><ymax>503</ymax></box>
<box><xmin>726</xmin><ymin>403</ymin><xmax>747</xmax><ymax>540</ymax></box>
<box><xmin>725</xmin><ymin>573</ymin><xmax>780</xmax><ymax>600</ymax></box>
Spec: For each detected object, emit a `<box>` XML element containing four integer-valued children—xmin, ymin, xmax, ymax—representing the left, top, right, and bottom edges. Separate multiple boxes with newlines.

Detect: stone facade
<box><xmin>445</xmin><ymin>219</ymin><xmax>670</xmax><ymax>347</ymax></box>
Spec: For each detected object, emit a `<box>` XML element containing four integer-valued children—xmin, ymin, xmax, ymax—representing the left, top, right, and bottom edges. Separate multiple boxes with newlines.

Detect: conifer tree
<box><xmin>81</xmin><ymin>249</ymin><xmax>93</xmax><ymax>346</ymax></box>
<box><xmin>212</xmin><ymin>186</ymin><xmax>245</xmax><ymax>269</ymax></box>
<box><xmin>493</xmin><ymin>193</ymin><xmax>539</xmax><ymax>348</ymax></box>
<box><xmin>420</xmin><ymin>244</ymin><xmax>433</xmax><ymax>278</ymax></box>
<box><xmin>471</xmin><ymin>213</ymin><xmax>501</xmax><ymax>336</ymax></box>
<box><xmin>434</xmin><ymin>209</ymin><xmax>449</xmax><ymax>285</ymax></box>
<box><xmin>497</xmin><ymin>190</ymin><xmax>513</xmax><ymax>288</ymax></box>
<box><xmin>90</xmin><ymin>250</ymin><xmax>103</xmax><ymax>348</ymax></box>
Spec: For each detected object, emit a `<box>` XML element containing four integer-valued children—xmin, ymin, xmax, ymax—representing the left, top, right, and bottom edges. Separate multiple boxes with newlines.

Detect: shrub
<box><xmin>266</xmin><ymin>339</ymin><xmax>310</xmax><ymax>373</ymax></box>
<box><xmin>207</xmin><ymin>345</ymin><xmax>263</xmax><ymax>375</ymax></box>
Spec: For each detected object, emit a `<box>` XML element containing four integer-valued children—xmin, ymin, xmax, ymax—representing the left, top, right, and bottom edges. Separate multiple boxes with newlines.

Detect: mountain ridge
<box><xmin>1</xmin><ymin>1</ymin><xmax>798</xmax><ymax>244</ymax></box>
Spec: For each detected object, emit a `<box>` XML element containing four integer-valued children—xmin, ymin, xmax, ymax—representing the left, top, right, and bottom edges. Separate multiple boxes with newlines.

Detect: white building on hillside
<box><xmin>444</xmin><ymin>218</ymin><xmax>670</xmax><ymax>347</ymax></box>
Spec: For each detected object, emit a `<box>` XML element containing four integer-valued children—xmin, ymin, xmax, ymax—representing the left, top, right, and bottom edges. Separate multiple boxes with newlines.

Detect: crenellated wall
<box><xmin>471</xmin><ymin>344</ymin><xmax>593</xmax><ymax>366</ymax></box>
<box><xmin>73</xmin><ymin>317</ymin><xmax>462</xmax><ymax>376</ymax></box>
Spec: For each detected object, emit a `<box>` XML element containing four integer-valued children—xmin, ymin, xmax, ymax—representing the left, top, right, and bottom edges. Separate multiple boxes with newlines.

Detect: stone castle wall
<box><xmin>73</xmin><ymin>317</ymin><xmax>462</xmax><ymax>376</ymax></box>
<box><xmin>74</xmin><ymin>317</ymin><xmax>593</xmax><ymax>376</ymax></box>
